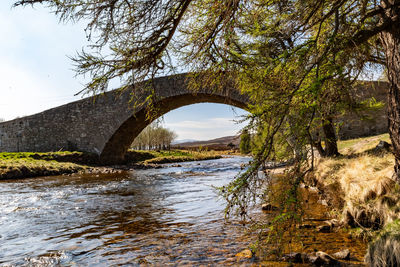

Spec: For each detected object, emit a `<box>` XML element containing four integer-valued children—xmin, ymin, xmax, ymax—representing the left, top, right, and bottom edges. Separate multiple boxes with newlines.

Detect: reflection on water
<box><xmin>0</xmin><ymin>156</ymin><xmax>254</xmax><ymax>266</ymax></box>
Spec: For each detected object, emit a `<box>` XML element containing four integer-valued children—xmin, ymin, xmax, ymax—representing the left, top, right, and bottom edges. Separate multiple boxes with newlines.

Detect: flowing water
<box><xmin>0</xmin><ymin>156</ymin><xmax>256</xmax><ymax>266</ymax></box>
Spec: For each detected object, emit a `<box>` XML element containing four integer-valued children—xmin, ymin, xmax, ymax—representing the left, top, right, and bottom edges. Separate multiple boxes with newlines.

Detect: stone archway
<box><xmin>100</xmin><ymin>93</ymin><xmax>248</xmax><ymax>164</ymax></box>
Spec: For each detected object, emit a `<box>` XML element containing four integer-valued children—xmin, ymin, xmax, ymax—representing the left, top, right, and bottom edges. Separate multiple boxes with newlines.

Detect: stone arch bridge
<box><xmin>0</xmin><ymin>74</ymin><xmax>389</xmax><ymax>164</ymax></box>
<box><xmin>0</xmin><ymin>74</ymin><xmax>249</xmax><ymax>164</ymax></box>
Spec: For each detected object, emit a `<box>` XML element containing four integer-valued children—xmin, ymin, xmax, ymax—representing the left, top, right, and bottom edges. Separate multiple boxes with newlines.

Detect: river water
<box><xmin>0</xmin><ymin>156</ymin><xmax>257</xmax><ymax>266</ymax></box>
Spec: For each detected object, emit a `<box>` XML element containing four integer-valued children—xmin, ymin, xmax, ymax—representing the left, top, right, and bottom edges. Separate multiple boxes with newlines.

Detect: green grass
<box><xmin>0</xmin><ymin>149</ymin><xmax>225</xmax><ymax>179</ymax></box>
<box><xmin>337</xmin><ymin>133</ymin><xmax>390</xmax><ymax>154</ymax></box>
<box><xmin>0</xmin><ymin>152</ymin><xmax>88</xmax><ymax>180</ymax></box>
<box><xmin>126</xmin><ymin>149</ymin><xmax>222</xmax><ymax>164</ymax></box>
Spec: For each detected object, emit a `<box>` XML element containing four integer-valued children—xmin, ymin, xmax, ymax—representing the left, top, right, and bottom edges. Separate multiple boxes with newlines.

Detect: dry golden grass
<box><xmin>313</xmin><ymin>134</ymin><xmax>400</xmax><ymax>237</ymax></box>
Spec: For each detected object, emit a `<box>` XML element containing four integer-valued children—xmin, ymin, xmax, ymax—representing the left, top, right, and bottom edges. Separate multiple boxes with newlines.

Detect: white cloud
<box><xmin>167</xmin><ymin>117</ymin><xmax>238</xmax><ymax>129</ymax></box>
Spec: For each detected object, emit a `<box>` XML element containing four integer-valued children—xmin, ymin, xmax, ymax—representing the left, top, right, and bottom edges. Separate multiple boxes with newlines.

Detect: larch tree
<box><xmin>12</xmin><ymin>1</ymin><xmax>400</xmax><ymax>179</ymax></box>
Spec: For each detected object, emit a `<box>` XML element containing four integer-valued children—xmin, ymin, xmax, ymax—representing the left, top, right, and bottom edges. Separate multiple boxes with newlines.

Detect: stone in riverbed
<box><xmin>261</xmin><ymin>203</ymin><xmax>279</xmax><ymax>212</ymax></box>
<box><xmin>171</xmin><ymin>164</ymin><xmax>182</xmax><ymax>167</ymax></box>
<box><xmin>235</xmin><ymin>249</ymin><xmax>253</xmax><ymax>259</ymax></box>
<box><xmin>332</xmin><ymin>249</ymin><xmax>350</xmax><ymax>260</ymax></box>
<box><xmin>281</xmin><ymin>252</ymin><xmax>307</xmax><ymax>263</ymax></box>
<box><xmin>298</xmin><ymin>223</ymin><xmax>315</xmax><ymax>229</ymax></box>
<box><xmin>282</xmin><ymin>251</ymin><xmax>343</xmax><ymax>266</ymax></box>
<box><xmin>309</xmin><ymin>251</ymin><xmax>341</xmax><ymax>266</ymax></box>
<box><xmin>317</xmin><ymin>224</ymin><xmax>332</xmax><ymax>233</ymax></box>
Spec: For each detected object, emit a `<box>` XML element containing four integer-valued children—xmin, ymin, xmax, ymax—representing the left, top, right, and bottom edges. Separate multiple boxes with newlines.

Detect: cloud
<box><xmin>167</xmin><ymin>117</ymin><xmax>240</xmax><ymax>129</ymax></box>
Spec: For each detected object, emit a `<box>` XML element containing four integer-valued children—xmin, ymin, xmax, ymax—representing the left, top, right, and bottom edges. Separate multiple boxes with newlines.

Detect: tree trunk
<box><xmin>314</xmin><ymin>140</ymin><xmax>326</xmax><ymax>157</ymax></box>
<box><xmin>380</xmin><ymin>9</ymin><xmax>400</xmax><ymax>181</ymax></box>
<box><xmin>322</xmin><ymin>117</ymin><xmax>339</xmax><ymax>157</ymax></box>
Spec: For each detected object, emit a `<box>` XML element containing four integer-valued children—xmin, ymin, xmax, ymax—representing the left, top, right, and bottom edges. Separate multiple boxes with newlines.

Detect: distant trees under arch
<box><xmin>131</xmin><ymin>122</ymin><xmax>177</xmax><ymax>151</ymax></box>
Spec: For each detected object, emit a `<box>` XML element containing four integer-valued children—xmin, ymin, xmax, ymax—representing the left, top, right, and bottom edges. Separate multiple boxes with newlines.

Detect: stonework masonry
<box><xmin>0</xmin><ymin>74</ymin><xmax>389</xmax><ymax>163</ymax></box>
<box><xmin>336</xmin><ymin>81</ymin><xmax>388</xmax><ymax>139</ymax></box>
<box><xmin>0</xmin><ymin>74</ymin><xmax>247</xmax><ymax>163</ymax></box>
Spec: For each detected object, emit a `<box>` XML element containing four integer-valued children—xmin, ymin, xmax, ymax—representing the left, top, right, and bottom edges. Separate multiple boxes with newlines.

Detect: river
<box><xmin>0</xmin><ymin>156</ymin><xmax>257</xmax><ymax>266</ymax></box>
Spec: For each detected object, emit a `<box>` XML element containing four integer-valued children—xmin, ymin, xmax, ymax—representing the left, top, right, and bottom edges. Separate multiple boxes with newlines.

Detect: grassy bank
<box><xmin>311</xmin><ymin>133</ymin><xmax>400</xmax><ymax>264</ymax></box>
<box><xmin>0</xmin><ymin>149</ymin><xmax>226</xmax><ymax>180</ymax></box>
<box><xmin>126</xmin><ymin>149</ymin><xmax>223</xmax><ymax>164</ymax></box>
<box><xmin>0</xmin><ymin>152</ymin><xmax>89</xmax><ymax>180</ymax></box>
<box><xmin>312</xmin><ymin>134</ymin><xmax>397</xmax><ymax>235</ymax></box>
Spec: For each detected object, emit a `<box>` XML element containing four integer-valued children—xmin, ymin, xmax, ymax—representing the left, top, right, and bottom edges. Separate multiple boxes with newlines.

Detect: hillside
<box><xmin>172</xmin><ymin>135</ymin><xmax>240</xmax><ymax>150</ymax></box>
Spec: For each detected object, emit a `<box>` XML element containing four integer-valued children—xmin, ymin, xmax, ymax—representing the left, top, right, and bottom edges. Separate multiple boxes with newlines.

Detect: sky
<box><xmin>0</xmin><ymin>1</ymin><xmax>248</xmax><ymax>141</ymax></box>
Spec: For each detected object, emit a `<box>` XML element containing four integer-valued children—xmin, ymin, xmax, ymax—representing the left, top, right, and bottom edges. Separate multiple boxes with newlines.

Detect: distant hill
<box><xmin>172</xmin><ymin>135</ymin><xmax>240</xmax><ymax>150</ymax></box>
<box><xmin>172</xmin><ymin>139</ymin><xmax>199</xmax><ymax>145</ymax></box>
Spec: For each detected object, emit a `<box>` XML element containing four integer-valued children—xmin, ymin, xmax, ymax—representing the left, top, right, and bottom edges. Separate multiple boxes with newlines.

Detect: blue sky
<box><xmin>0</xmin><ymin>1</ymin><xmax>248</xmax><ymax>140</ymax></box>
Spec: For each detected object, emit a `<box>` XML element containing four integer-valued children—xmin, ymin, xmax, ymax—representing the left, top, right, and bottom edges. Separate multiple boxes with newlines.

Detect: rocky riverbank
<box><xmin>254</xmin><ymin>180</ymin><xmax>368</xmax><ymax>266</ymax></box>
<box><xmin>244</xmin><ymin>133</ymin><xmax>397</xmax><ymax>265</ymax></box>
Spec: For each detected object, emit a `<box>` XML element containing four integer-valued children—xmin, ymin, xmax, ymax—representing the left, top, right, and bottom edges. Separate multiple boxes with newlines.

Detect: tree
<box><xmin>12</xmin><ymin>1</ymin><xmax>400</xmax><ymax>181</ymax></box>
<box><xmin>227</xmin><ymin>142</ymin><xmax>235</xmax><ymax>150</ymax></box>
<box><xmin>186</xmin><ymin>1</ymin><xmax>400</xmax><ymax>170</ymax></box>
<box><xmin>239</xmin><ymin>129</ymin><xmax>251</xmax><ymax>154</ymax></box>
<box><xmin>131</xmin><ymin>122</ymin><xmax>177</xmax><ymax>150</ymax></box>
<box><xmin>14</xmin><ymin>1</ymin><xmax>400</xmax><ymax>260</ymax></box>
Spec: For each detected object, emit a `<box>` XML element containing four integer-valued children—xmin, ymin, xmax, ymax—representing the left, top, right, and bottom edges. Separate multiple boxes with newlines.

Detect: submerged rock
<box><xmin>317</xmin><ymin>224</ymin><xmax>332</xmax><ymax>233</ymax></box>
<box><xmin>298</xmin><ymin>223</ymin><xmax>315</xmax><ymax>229</ymax></box>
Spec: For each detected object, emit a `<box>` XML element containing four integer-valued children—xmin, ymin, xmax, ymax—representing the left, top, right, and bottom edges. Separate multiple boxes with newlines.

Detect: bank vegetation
<box><xmin>0</xmin><ymin>149</ymin><xmax>225</xmax><ymax>180</ymax></box>
<box><xmin>309</xmin><ymin>133</ymin><xmax>400</xmax><ymax>265</ymax></box>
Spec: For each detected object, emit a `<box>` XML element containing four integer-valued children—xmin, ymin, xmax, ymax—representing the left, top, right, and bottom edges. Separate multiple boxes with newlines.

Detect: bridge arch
<box><xmin>0</xmin><ymin>74</ymin><xmax>250</xmax><ymax>163</ymax></box>
<box><xmin>100</xmin><ymin>92</ymin><xmax>248</xmax><ymax>164</ymax></box>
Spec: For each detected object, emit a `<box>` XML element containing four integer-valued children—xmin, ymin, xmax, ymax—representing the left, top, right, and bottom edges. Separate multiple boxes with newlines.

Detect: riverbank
<box><xmin>312</xmin><ymin>133</ymin><xmax>395</xmax><ymax>239</ymax></box>
<box><xmin>311</xmin><ymin>133</ymin><xmax>400</xmax><ymax>265</ymax></box>
<box><xmin>0</xmin><ymin>150</ymin><xmax>226</xmax><ymax>180</ymax></box>
<box><xmin>245</xmin><ymin>133</ymin><xmax>398</xmax><ymax>265</ymax></box>
<box><xmin>263</xmin><ymin>133</ymin><xmax>398</xmax><ymax>265</ymax></box>
<box><xmin>257</xmin><ymin>181</ymin><xmax>368</xmax><ymax>266</ymax></box>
